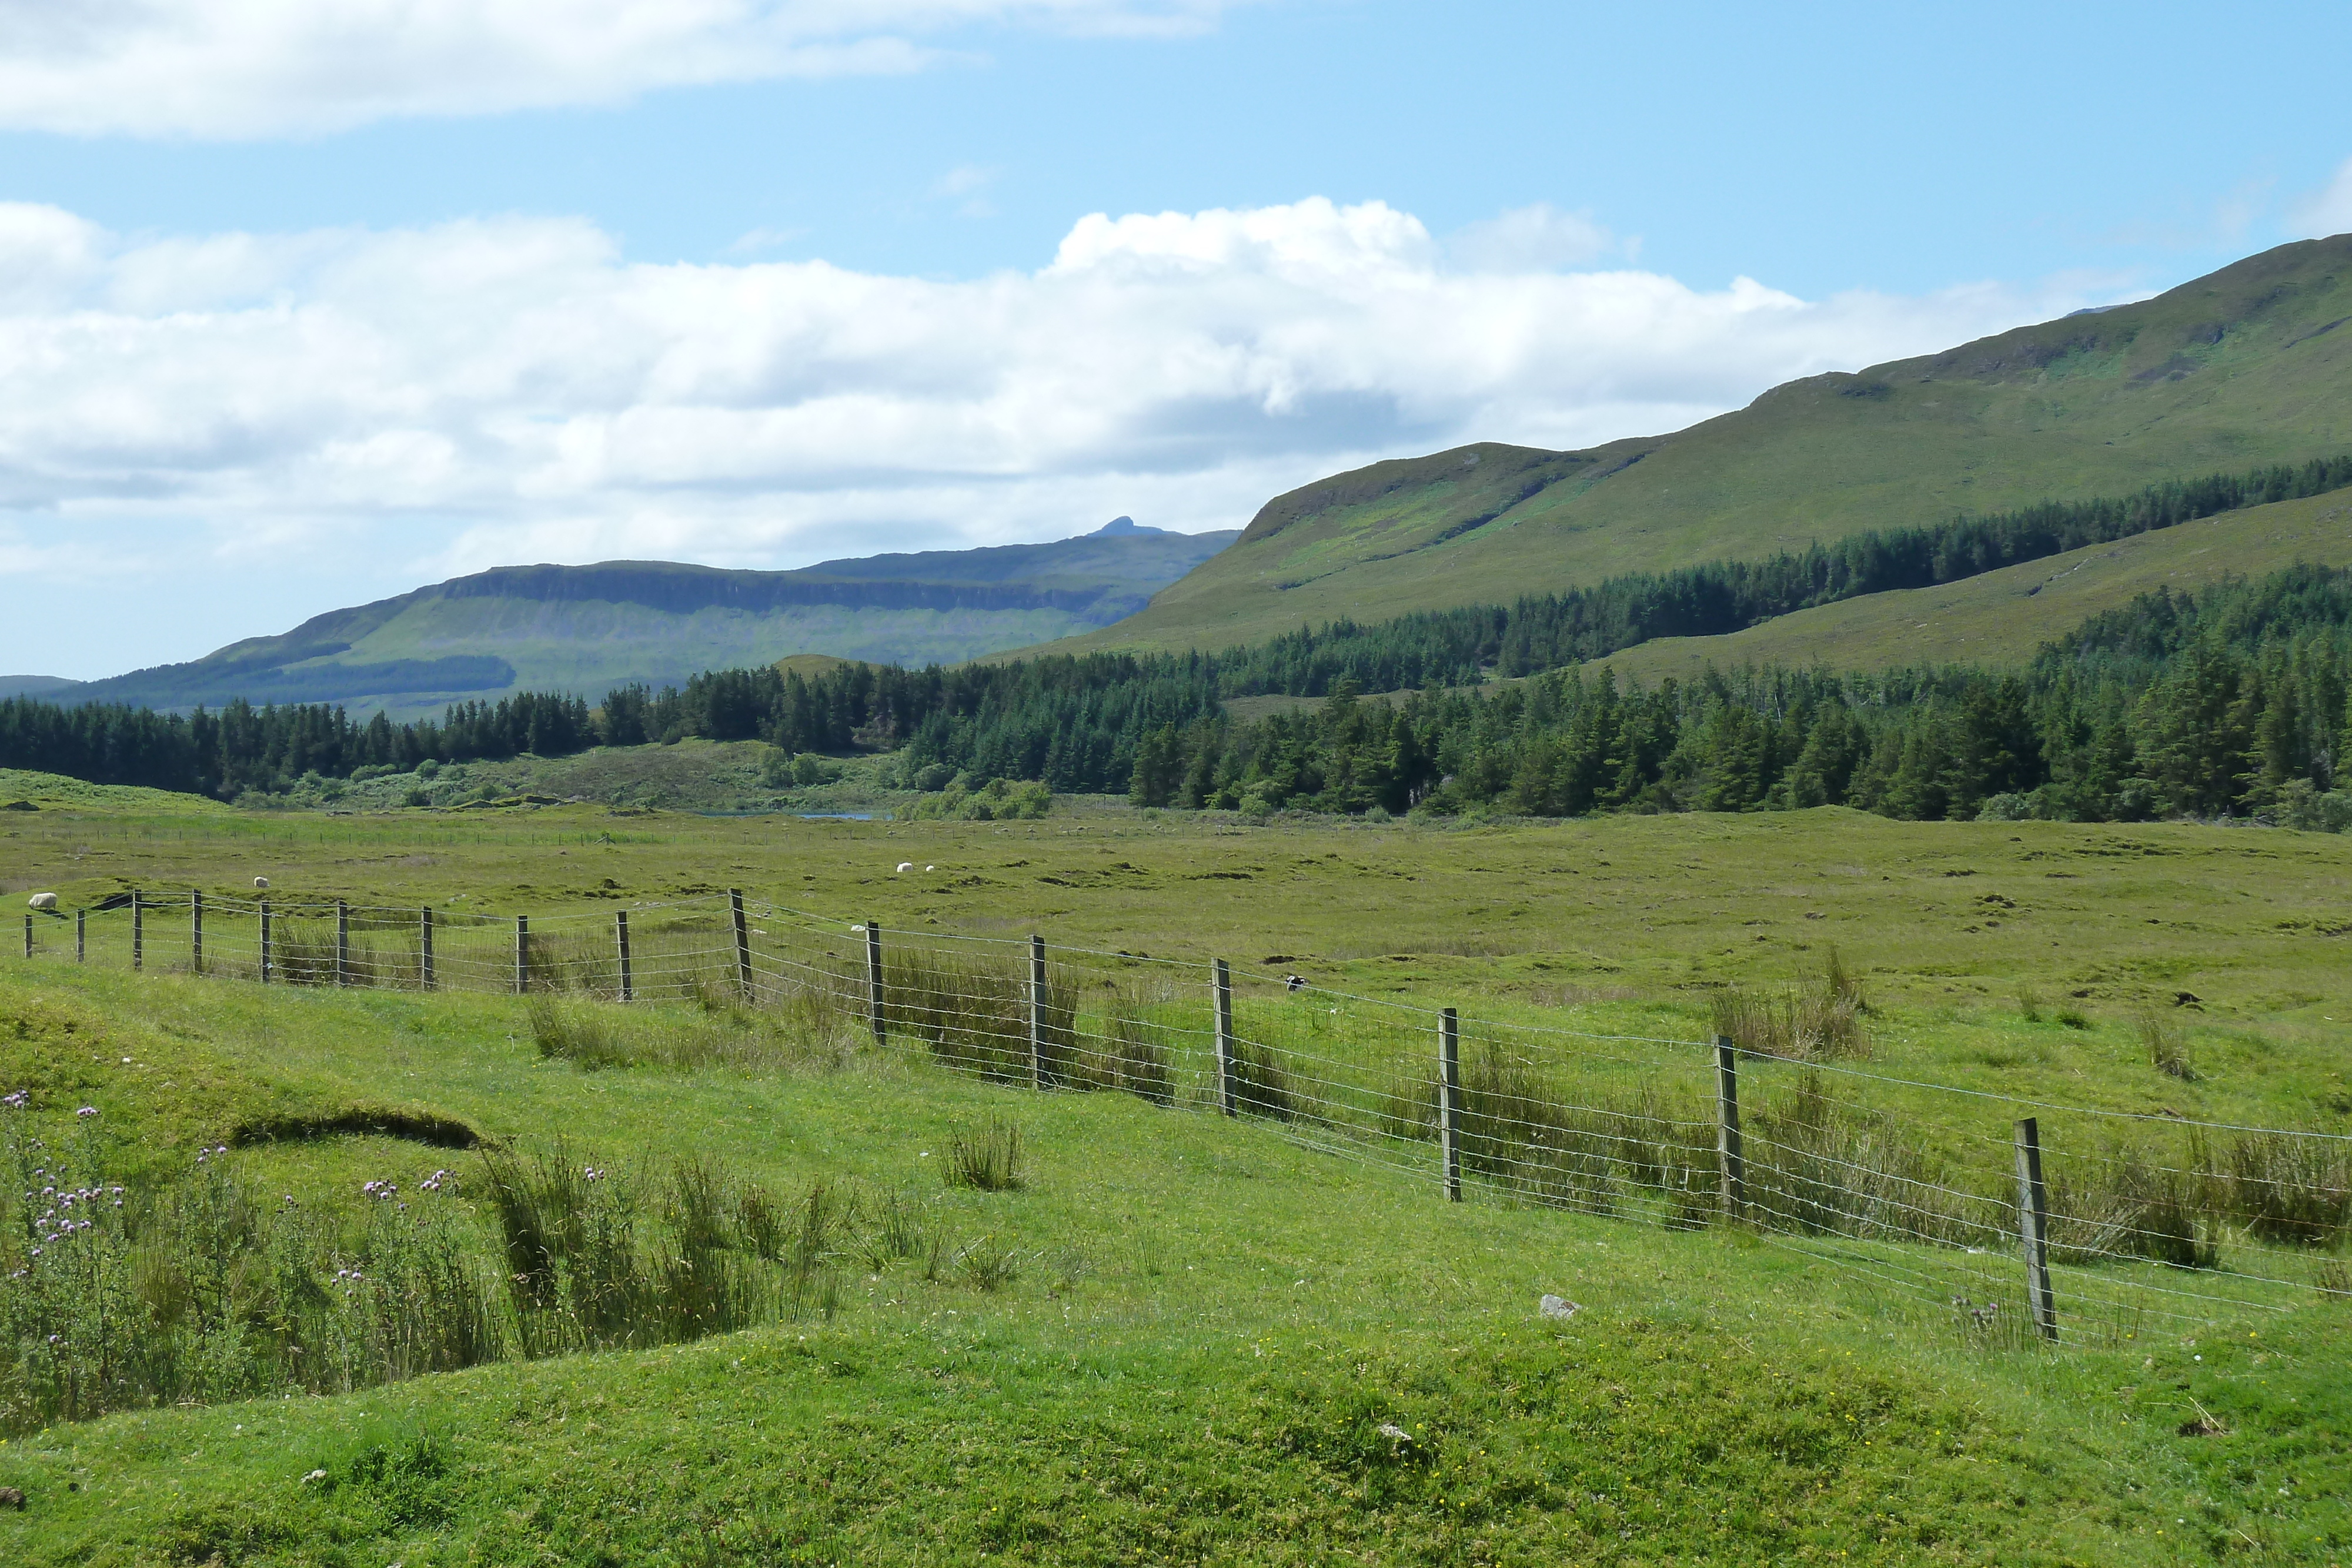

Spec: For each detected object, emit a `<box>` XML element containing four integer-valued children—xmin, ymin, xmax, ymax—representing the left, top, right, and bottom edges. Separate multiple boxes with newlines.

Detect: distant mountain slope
<box><xmin>42</xmin><ymin>523</ymin><xmax>1236</xmax><ymax>717</ymax></box>
<box><xmin>1025</xmin><ymin>234</ymin><xmax>2352</xmax><ymax>658</ymax></box>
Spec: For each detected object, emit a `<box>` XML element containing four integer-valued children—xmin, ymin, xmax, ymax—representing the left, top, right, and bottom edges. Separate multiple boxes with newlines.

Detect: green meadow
<box><xmin>1</xmin><ymin>777</ymin><xmax>2348</xmax><ymax>1563</ymax></box>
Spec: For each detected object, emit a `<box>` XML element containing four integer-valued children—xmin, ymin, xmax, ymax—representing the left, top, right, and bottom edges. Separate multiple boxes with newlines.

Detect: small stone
<box><xmin>1539</xmin><ymin>1293</ymin><xmax>1581</xmax><ymax>1320</ymax></box>
<box><xmin>0</xmin><ymin>1486</ymin><xmax>23</xmax><ymax>1509</ymax></box>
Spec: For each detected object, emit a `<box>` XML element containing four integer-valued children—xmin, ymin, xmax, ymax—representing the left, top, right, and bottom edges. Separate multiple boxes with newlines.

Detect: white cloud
<box><xmin>2290</xmin><ymin>157</ymin><xmax>2352</xmax><ymax>240</ymax></box>
<box><xmin>1448</xmin><ymin>203</ymin><xmax>1631</xmax><ymax>272</ymax></box>
<box><xmin>0</xmin><ymin>0</ymin><xmax>1235</xmax><ymax>139</ymax></box>
<box><xmin>0</xmin><ymin>195</ymin><xmax>2104</xmax><ymax>664</ymax></box>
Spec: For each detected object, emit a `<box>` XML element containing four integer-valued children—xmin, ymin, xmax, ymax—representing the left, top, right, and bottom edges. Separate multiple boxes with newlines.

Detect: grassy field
<box><xmin>1</xmin><ymin>777</ymin><xmax>2348</xmax><ymax>1562</ymax></box>
<box><xmin>1027</xmin><ymin>236</ymin><xmax>2352</xmax><ymax>658</ymax></box>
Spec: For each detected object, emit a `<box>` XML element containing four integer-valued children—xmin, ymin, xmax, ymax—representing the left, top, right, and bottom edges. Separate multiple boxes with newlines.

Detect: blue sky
<box><xmin>2</xmin><ymin>0</ymin><xmax>2348</xmax><ymax>678</ymax></box>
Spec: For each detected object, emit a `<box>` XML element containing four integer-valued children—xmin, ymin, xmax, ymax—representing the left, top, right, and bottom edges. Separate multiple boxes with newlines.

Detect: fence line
<box><xmin>14</xmin><ymin>887</ymin><xmax>2350</xmax><ymax>1342</ymax></box>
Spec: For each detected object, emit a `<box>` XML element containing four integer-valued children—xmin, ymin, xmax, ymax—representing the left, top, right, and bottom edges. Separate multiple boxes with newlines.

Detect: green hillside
<box><xmin>1031</xmin><ymin>235</ymin><xmax>2352</xmax><ymax>658</ymax></box>
<box><xmin>29</xmin><ymin>523</ymin><xmax>1236</xmax><ymax>719</ymax></box>
<box><xmin>1597</xmin><ymin>484</ymin><xmax>2352</xmax><ymax>681</ymax></box>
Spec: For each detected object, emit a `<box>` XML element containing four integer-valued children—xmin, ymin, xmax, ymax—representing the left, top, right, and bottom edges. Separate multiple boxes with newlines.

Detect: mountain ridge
<box><xmin>1014</xmin><ymin>234</ymin><xmax>2352</xmax><ymax>661</ymax></box>
<box><xmin>14</xmin><ymin>526</ymin><xmax>1237</xmax><ymax>717</ymax></box>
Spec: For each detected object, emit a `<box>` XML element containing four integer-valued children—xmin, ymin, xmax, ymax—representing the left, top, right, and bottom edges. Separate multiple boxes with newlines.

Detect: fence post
<box><xmin>75</xmin><ymin>908</ymin><xmax>85</xmax><ymax>964</ymax></box>
<box><xmin>730</xmin><ymin>889</ymin><xmax>753</xmax><ymax>1003</ymax></box>
<box><xmin>513</xmin><ymin>915</ymin><xmax>530</xmax><ymax>995</ymax></box>
<box><xmin>420</xmin><ymin>908</ymin><xmax>436</xmax><ymax>992</ymax></box>
<box><xmin>336</xmin><ymin>900</ymin><xmax>351</xmax><ymax>988</ymax></box>
<box><xmin>1440</xmin><ymin>1007</ymin><xmax>1462</xmax><ymax>1203</ymax></box>
<box><xmin>191</xmin><ymin>890</ymin><xmax>204</xmax><ymax>975</ymax></box>
<box><xmin>260</xmin><ymin>900</ymin><xmax>272</xmax><ymax>984</ymax></box>
<box><xmin>2014</xmin><ymin>1117</ymin><xmax>2059</xmax><ymax>1342</ymax></box>
<box><xmin>131</xmin><ymin>890</ymin><xmax>143</xmax><ymax>971</ymax></box>
<box><xmin>1028</xmin><ymin>934</ymin><xmax>1048</xmax><ymax>1091</ymax></box>
<box><xmin>866</xmin><ymin>922</ymin><xmax>886</xmax><ymax>1044</ymax></box>
<box><xmin>616</xmin><ymin>910</ymin><xmax>633</xmax><ymax>1002</ymax></box>
<box><xmin>1213</xmin><ymin>958</ymin><xmax>1236</xmax><ymax>1116</ymax></box>
<box><xmin>1715</xmin><ymin>1035</ymin><xmax>1746</xmax><ymax>1223</ymax></box>
<box><xmin>19</xmin><ymin>913</ymin><xmax>27</xmax><ymax>961</ymax></box>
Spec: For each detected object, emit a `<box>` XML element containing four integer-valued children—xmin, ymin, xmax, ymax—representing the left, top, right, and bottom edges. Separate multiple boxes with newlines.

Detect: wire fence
<box><xmin>17</xmin><ymin>890</ymin><xmax>2351</xmax><ymax>1346</ymax></box>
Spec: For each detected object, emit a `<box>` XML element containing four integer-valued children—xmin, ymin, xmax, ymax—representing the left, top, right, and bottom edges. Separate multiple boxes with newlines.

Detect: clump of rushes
<box><xmin>944</xmin><ymin>1121</ymin><xmax>1024</xmax><ymax>1191</ymax></box>
<box><xmin>1709</xmin><ymin>947</ymin><xmax>1869</xmax><ymax>1061</ymax></box>
<box><xmin>2136</xmin><ymin>1008</ymin><xmax>2198</xmax><ymax>1081</ymax></box>
<box><xmin>0</xmin><ymin>1098</ymin><xmax>876</xmax><ymax>1436</ymax></box>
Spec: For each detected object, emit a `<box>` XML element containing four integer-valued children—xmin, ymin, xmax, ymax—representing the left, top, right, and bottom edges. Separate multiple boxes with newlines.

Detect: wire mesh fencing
<box><xmin>16</xmin><ymin>888</ymin><xmax>2350</xmax><ymax>1346</ymax></box>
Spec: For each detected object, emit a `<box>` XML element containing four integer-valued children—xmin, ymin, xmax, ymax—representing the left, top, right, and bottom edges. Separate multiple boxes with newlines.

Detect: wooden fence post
<box><xmin>2014</xmin><ymin>1117</ymin><xmax>2059</xmax><ymax>1342</ymax></box>
<box><xmin>1440</xmin><ymin>1007</ymin><xmax>1463</xmax><ymax>1202</ymax></box>
<box><xmin>75</xmin><ymin>908</ymin><xmax>85</xmax><ymax>964</ymax></box>
<box><xmin>1028</xmin><ymin>934</ymin><xmax>1048</xmax><ymax>1090</ymax></box>
<box><xmin>191</xmin><ymin>890</ymin><xmax>204</xmax><ymax>975</ymax></box>
<box><xmin>131</xmin><ymin>890</ymin><xmax>143</xmax><ymax>971</ymax></box>
<box><xmin>616</xmin><ymin>910</ymin><xmax>633</xmax><ymax>1002</ymax></box>
<box><xmin>730</xmin><ymin>889</ymin><xmax>753</xmax><ymax>1003</ymax></box>
<box><xmin>513</xmin><ymin>915</ymin><xmax>530</xmax><ymax>995</ymax></box>
<box><xmin>336</xmin><ymin>900</ymin><xmax>351</xmax><ymax>988</ymax></box>
<box><xmin>1213</xmin><ymin>958</ymin><xmax>1236</xmax><ymax>1116</ymax></box>
<box><xmin>19</xmin><ymin>913</ymin><xmax>28</xmax><ymax>961</ymax></box>
<box><xmin>420</xmin><ymin>908</ymin><xmax>436</xmax><ymax>992</ymax></box>
<box><xmin>1715</xmin><ymin>1035</ymin><xmax>1746</xmax><ymax>1223</ymax></box>
<box><xmin>259</xmin><ymin>901</ymin><xmax>272</xmax><ymax>984</ymax></box>
<box><xmin>866</xmin><ymin>922</ymin><xmax>886</xmax><ymax>1044</ymax></box>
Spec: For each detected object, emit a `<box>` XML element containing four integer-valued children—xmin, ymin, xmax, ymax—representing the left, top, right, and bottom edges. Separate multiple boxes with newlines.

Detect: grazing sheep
<box><xmin>1284</xmin><ymin>973</ymin><xmax>1306</xmax><ymax>994</ymax></box>
<box><xmin>253</xmin><ymin>877</ymin><xmax>270</xmax><ymax>890</ymax></box>
<box><xmin>896</xmin><ymin>862</ymin><xmax>914</xmax><ymax>874</ymax></box>
<box><xmin>26</xmin><ymin>892</ymin><xmax>58</xmax><ymax>913</ymax></box>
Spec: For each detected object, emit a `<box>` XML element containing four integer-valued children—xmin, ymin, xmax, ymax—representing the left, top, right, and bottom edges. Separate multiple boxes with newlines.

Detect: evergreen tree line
<box><xmin>0</xmin><ymin>691</ymin><xmax>594</xmax><ymax>799</ymax></box>
<box><xmin>1118</xmin><ymin>563</ymin><xmax>2352</xmax><ymax>826</ymax></box>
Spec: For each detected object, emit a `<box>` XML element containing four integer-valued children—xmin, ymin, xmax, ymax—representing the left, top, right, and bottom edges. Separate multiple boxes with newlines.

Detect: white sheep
<box><xmin>253</xmin><ymin>877</ymin><xmax>270</xmax><ymax>890</ymax></box>
<box><xmin>896</xmin><ymin>862</ymin><xmax>914</xmax><ymax>874</ymax></box>
<box><xmin>26</xmin><ymin>893</ymin><xmax>58</xmax><ymax>912</ymax></box>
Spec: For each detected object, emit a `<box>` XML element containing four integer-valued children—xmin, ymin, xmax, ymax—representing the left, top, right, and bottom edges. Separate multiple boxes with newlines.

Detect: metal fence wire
<box><xmin>18</xmin><ymin>890</ymin><xmax>2350</xmax><ymax>1345</ymax></box>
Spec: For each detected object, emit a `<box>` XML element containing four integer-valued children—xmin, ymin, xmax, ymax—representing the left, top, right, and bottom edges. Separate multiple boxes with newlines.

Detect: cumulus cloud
<box><xmin>1449</xmin><ymin>203</ymin><xmax>1631</xmax><ymax>272</ymax></box>
<box><xmin>2290</xmin><ymin>156</ymin><xmax>2352</xmax><ymax>240</ymax></box>
<box><xmin>0</xmin><ymin>195</ymin><xmax>2104</xmax><ymax>651</ymax></box>
<box><xmin>0</xmin><ymin>0</ymin><xmax>1234</xmax><ymax>139</ymax></box>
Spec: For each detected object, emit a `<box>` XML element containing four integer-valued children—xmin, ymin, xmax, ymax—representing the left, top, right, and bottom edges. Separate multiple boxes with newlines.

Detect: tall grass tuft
<box><xmin>1228</xmin><ymin>1039</ymin><xmax>1296</xmax><ymax>1122</ymax></box>
<box><xmin>2207</xmin><ymin>1129</ymin><xmax>2350</xmax><ymax>1247</ymax></box>
<box><xmin>1083</xmin><ymin>986</ymin><xmax>1176</xmax><ymax>1104</ymax></box>
<box><xmin>1709</xmin><ymin>948</ymin><xmax>1868</xmax><ymax>1061</ymax></box>
<box><xmin>2137</xmin><ymin>1009</ymin><xmax>2199</xmax><ymax>1081</ymax></box>
<box><xmin>883</xmin><ymin>948</ymin><xmax>1074</xmax><ymax>1084</ymax></box>
<box><xmin>1374</xmin><ymin>1074</ymin><xmax>1437</xmax><ymax>1142</ymax></box>
<box><xmin>1455</xmin><ymin>1044</ymin><xmax>1620</xmax><ymax>1217</ymax></box>
<box><xmin>1741</xmin><ymin>1071</ymin><xmax>1988</xmax><ymax>1247</ymax></box>
<box><xmin>527</xmin><ymin>994</ymin><xmax>857</xmax><ymax>1076</ymax></box>
<box><xmin>945</xmin><ymin>1121</ymin><xmax>1024</xmax><ymax>1191</ymax></box>
<box><xmin>2045</xmin><ymin>1145</ymin><xmax>2216</xmax><ymax>1269</ymax></box>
